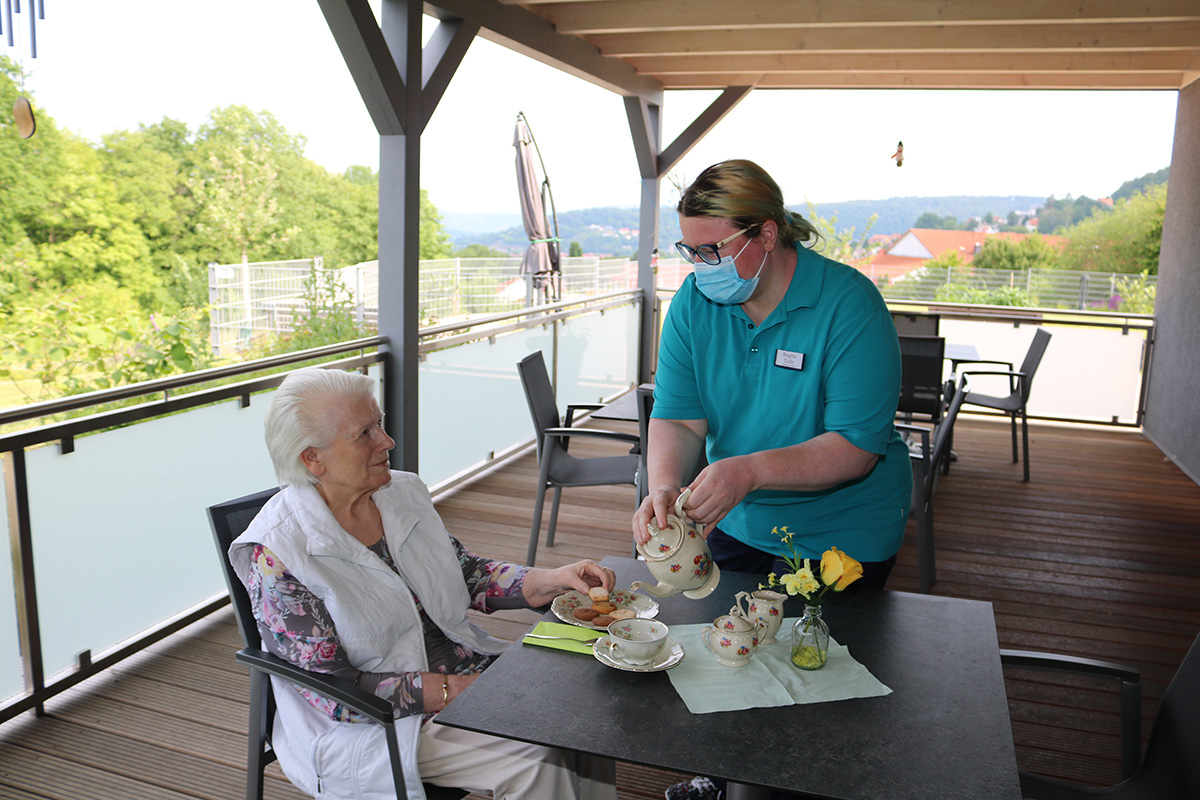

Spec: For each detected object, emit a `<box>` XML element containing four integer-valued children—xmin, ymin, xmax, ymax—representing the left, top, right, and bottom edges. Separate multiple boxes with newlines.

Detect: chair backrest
<box><xmin>898</xmin><ymin>335</ymin><xmax>946</xmax><ymax>421</ymax></box>
<box><xmin>928</xmin><ymin>374</ymin><xmax>969</xmax><ymax>476</ymax></box>
<box><xmin>1137</xmin><ymin>630</ymin><xmax>1200</xmax><ymax>796</ymax></box>
<box><xmin>1017</xmin><ymin>328</ymin><xmax>1052</xmax><ymax>401</ymax></box>
<box><xmin>892</xmin><ymin>312</ymin><xmax>940</xmax><ymax>336</ymax></box>
<box><xmin>635</xmin><ymin>385</ymin><xmax>654</xmax><ymax>503</ymax></box>
<box><xmin>517</xmin><ymin>351</ymin><xmax>560</xmax><ymax>461</ymax></box>
<box><xmin>208</xmin><ymin>487</ymin><xmax>281</xmax><ymax>649</ymax></box>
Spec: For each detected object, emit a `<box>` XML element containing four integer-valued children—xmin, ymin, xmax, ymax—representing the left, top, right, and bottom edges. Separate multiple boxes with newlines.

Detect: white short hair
<box><xmin>264</xmin><ymin>368</ymin><xmax>378</xmax><ymax>486</ymax></box>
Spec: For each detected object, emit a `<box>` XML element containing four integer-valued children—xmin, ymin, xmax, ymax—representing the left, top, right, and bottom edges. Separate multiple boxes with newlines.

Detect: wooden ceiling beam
<box><xmin>656</xmin><ymin>71</ymin><xmax>1189</xmax><ymax>91</ymax></box>
<box><xmin>586</xmin><ymin>22</ymin><xmax>1200</xmax><ymax>57</ymax></box>
<box><xmin>534</xmin><ymin>0</ymin><xmax>1200</xmax><ymax>35</ymax></box>
<box><xmin>627</xmin><ymin>50</ymin><xmax>1200</xmax><ymax>75</ymax></box>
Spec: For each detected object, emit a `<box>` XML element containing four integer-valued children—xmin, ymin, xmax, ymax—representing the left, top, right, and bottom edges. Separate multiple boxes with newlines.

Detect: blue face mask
<box><xmin>692</xmin><ymin>237</ymin><xmax>767</xmax><ymax>305</ymax></box>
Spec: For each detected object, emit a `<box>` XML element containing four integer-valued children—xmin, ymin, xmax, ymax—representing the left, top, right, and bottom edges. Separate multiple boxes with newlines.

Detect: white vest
<box><xmin>230</xmin><ymin>471</ymin><xmax>510</xmax><ymax>800</ymax></box>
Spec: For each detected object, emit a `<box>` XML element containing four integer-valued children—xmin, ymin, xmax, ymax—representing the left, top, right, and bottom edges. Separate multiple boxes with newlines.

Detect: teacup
<box><xmin>701</xmin><ymin>613</ymin><xmax>762</xmax><ymax>667</ymax></box>
<box><xmin>606</xmin><ymin>618</ymin><xmax>669</xmax><ymax>665</ymax></box>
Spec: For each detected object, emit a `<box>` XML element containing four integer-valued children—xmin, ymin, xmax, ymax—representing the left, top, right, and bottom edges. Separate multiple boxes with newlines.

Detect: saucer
<box><xmin>592</xmin><ymin>637</ymin><xmax>684</xmax><ymax>672</ymax></box>
<box><xmin>551</xmin><ymin>589</ymin><xmax>660</xmax><ymax>630</ymax></box>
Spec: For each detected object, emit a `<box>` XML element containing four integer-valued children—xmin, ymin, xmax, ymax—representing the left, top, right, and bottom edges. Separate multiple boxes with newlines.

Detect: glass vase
<box><xmin>790</xmin><ymin>604</ymin><xmax>830</xmax><ymax>670</ymax></box>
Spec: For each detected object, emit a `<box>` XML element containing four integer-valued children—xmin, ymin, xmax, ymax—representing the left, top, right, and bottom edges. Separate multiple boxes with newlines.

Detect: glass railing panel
<box><xmin>0</xmin><ymin>459</ymin><xmax>20</xmax><ymax>700</ymax></box>
<box><xmin>558</xmin><ymin>304</ymin><xmax>640</xmax><ymax>404</ymax></box>
<box><xmin>940</xmin><ymin>319</ymin><xmax>1146</xmax><ymax>423</ymax></box>
<box><xmin>419</xmin><ymin>333</ymin><xmax>539</xmax><ymax>486</ymax></box>
<box><xmin>25</xmin><ymin>398</ymin><xmax>279</xmax><ymax>677</ymax></box>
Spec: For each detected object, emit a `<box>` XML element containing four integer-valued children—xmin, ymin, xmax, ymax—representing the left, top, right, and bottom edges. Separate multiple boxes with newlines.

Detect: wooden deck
<box><xmin>1</xmin><ymin>415</ymin><xmax>1198</xmax><ymax>799</ymax></box>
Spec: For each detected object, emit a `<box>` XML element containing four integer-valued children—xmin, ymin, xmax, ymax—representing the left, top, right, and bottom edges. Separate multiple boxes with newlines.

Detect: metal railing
<box><xmin>0</xmin><ymin>290</ymin><xmax>641</xmax><ymax>722</ymax></box>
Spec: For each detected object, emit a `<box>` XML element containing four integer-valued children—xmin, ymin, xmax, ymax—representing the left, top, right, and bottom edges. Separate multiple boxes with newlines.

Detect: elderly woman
<box><xmin>229</xmin><ymin>367</ymin><xmax>618</xmax><ymax>800</ymax></box>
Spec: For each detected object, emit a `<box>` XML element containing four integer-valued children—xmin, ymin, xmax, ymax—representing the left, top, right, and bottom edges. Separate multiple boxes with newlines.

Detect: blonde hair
<box><xmin>676</xmin><ymin>159</ymin><xmax>821</xmax><ymax>249</ymax></box>
<box><xmin>264</xmin><ymin>367</ymin><xmax>378</xmax><ymax>486</ymax></box>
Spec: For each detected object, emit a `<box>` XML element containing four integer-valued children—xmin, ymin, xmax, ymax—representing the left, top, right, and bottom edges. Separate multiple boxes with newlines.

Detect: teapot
<box><xmin>630</xmin><ymin>489</ymin><xmax>721</xmax><ymax>599</ymax></box>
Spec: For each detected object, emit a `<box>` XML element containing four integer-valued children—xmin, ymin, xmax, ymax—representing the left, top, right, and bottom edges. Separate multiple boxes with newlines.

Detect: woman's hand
<box><xmin>426</xmin><ymin>671</ymin><xmax>477</xmax><ymax>712</ymax></box>
<box><xmin>681</xmin><ymin>455</ymin><xmax>758</xmax><ymax>530</ymax></box>
<box><xmin>520</xmin><ymin>560</ymin><xmax>615</xmax><ymax>607</ymax></box>
<box><xmin>631</xmin><ymin>487</ymin><xmax>683</xmax><ymax>545</ymax></box>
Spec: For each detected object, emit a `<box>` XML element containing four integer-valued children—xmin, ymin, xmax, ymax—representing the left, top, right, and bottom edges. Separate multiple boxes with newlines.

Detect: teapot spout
<box><xmin>629</xmin><ymin>580</ymin><xmax>682</xmax><ymax>598</ymax></box>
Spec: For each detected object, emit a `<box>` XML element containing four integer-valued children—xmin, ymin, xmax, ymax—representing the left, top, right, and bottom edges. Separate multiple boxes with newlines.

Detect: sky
<box><xmin>6</xmin><ymin>0</ymin><xmax>1182</xmax><ymax>218</ymax></box>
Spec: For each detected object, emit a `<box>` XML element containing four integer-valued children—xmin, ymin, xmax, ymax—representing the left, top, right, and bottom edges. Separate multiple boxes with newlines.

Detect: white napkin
<box><xmin>667</xmin><ymin>619</ymin><xmax>893</xmax><ymax>714</ymax></box>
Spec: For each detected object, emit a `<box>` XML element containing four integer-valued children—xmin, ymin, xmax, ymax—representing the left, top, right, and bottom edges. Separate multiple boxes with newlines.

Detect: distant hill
<box><xmin>444</xmin><ymin>192</ymin><xmax>1121</xmax><ymax>257</ymax></box>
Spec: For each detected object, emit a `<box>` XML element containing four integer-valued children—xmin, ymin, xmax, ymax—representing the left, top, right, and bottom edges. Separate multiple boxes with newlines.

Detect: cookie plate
<box><xmin>551</xmin><ymin>589</ymin><xmax>660</xmax><ymax>630</ymax></box>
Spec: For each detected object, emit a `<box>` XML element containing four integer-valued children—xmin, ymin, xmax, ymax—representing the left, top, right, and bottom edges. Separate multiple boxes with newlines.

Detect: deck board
<box><xmin>1</xmin><ymin>416</ymin><xmax>1197</xmax><ymax>798</ymax></box>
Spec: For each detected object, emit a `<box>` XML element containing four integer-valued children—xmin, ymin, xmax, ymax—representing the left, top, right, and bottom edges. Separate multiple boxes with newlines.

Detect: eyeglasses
<box><xmin>674</xmin><ymin>227</ymin><xmax>749</xmax><ymax>265</ymax></box>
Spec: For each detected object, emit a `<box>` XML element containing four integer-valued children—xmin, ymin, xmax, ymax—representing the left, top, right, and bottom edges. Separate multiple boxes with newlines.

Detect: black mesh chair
<box><xmin>959</xmin><ymin>327</ymin><xmax>1052</xmax><ymax>482</ymax></box>
<box><xmin>895</xmin><ymin>373</ymin><xmax>968</xmax><ymax>593</ymax></box>
<box><xmin>1001</xmin><ymin>628</ymin><xmax>1200</xmax><ymax>799</ymax></box>
<box><xmin>207</xmin><ymin>488</ymin><xmax>466</xmax><ymax>800</ymax></box>
<box><xmin>518</xmin><ymin>351</ymin><xmax>639</xmax><ymax>566</ymax></box>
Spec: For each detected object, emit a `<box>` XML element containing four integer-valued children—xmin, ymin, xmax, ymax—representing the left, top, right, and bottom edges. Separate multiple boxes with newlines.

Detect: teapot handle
<box><xmin>732</xmin><ymin>590</ymin><xmax>751</xmax><ymax>619</ymax></box>
<box><xmin>673</xmin><ymin>487</ymin><xmax>691</xmax><ymax>520</ymax></box>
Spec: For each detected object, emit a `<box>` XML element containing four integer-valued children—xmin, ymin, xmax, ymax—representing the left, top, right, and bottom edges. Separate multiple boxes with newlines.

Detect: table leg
<box><xmin>726</xmin><ymin>782</ymin><xmax>770</xmax><ymax>800</ymax></box>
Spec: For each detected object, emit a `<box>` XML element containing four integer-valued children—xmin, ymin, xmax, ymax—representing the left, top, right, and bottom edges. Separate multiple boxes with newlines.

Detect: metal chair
<box><xmin>895</xmin><ymin>373</ymin><xmax>968</xmax><ymax>593</ymax></box>
<box><xmin>207</xmin><ymin>488</ymin><xmax>466</xmax><ymax>800</ymax></box>
<box><xmin>892</xmin><ymin>311</ymin><xmax>941</xmax><ymax>336</ymax></box>
<box><xmin>518</xmin><ymin>351</ymin><xmax>639</xmax><ymax>566</ymax></box>
<box><xmin>959</xmin><ymin>328</ymin><xmax>1052</xmax><ymax>482</ymax></box>
<box><xmin>898</xmin><ymin>334</ymin><xmax>947</xmax><ymax>425</ymax></box>
<box><xmin>1000</xmin><ymin>628</ymin><xmax>1199</xmax><ymax>799</ymax></box>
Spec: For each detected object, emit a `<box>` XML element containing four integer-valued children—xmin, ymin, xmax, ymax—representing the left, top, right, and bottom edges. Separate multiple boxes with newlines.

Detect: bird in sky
<box><xmin>891</xmin><ymin>141</ymin><xmax>904</xmax><ymax>167</ymax></box>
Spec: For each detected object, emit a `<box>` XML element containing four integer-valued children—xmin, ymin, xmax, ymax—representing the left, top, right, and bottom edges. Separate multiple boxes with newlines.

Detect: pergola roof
<box><xmin>429</xmin><ymin>0</ymin><xmax>1200</xmax><ymax>96</ymax></box>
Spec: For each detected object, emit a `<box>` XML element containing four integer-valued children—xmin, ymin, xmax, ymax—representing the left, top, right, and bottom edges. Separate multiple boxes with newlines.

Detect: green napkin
<box><xmin>521</xmin><ymin>621</ymin><xmax>603</xmax><ymax>655</ymax></box>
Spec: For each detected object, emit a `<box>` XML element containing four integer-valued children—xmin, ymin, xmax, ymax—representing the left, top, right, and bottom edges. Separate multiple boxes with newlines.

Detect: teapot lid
<box><xmin>636</xmin><ymin>517</ymin><xmax>685</xmax><ymax>562</ymax></box>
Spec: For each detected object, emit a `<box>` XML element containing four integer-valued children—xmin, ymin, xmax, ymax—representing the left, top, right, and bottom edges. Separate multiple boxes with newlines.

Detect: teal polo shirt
<box><xmin>653</xmin><ymin>243</ymin><xmax>912</xmax><ymax>562</ymax></box>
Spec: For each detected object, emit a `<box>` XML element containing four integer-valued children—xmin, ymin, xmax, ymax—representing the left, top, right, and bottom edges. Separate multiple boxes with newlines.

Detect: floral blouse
<box><xmin>246</xmin><ymin>536</ymin><xmax>528</xmax><ymax>723</ymax></box>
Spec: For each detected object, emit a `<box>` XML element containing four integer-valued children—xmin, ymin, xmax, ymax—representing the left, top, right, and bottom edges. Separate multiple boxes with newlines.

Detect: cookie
<box><xmin>573</xmin><ymin>607</ymin><xmax>600</xmax><ymax>622</ymax></box>
<box><xmin>608</xmin><ymin>608</ymin><xmax>637</xmax><ymax>620</ymax></box>
<box><xmin>593</xmin><ymin>614</ymin><xmax>615</xmax><ymax>627</ymax></box>
<box><xmin>591</xmin><ymin>601</ymin><xmax>616</xmax><ymax>615</ymax></box>
<box><xmin>587</xmin><ymin>586</ymin><xmax>610</xmax><ymax>602</ymax></box>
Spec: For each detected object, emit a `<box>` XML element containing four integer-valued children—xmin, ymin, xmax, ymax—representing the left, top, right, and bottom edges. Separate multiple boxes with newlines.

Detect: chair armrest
<box><xmin>954</xmin><ymin>358</ymin><xmax>1014</xmax><ymax>371</ymax></box>
<box><xmin>1001</xmin><ymin>649</ymin><xmax>1142</xmax><ymax>781</ymax></box>
<box><xmin>894</xmin><ymin>422</ymin><xmax>930</xmax><ymax>461</ymax></box>
<box><xmin>564</xmin><ymin>403</ymin><xmax>604</xmax><ymax>427</ymax></box>
<box><xmin>960</xmin><ymin>369</ymin><xmax>1028</xmax><ymax>380</ymax></box>
<box><xmin>543</xmin><ymin>427</ymin><xmax>641</xmax><ymax>445</ymax></box>
<box><xmin>236</xmin><ymin>648</ymin><xmax>394</xmax><ymax>725</ymax></box>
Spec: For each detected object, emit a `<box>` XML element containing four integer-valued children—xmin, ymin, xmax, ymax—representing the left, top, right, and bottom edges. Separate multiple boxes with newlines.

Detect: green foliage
<box><xmin>1111</xmin><ymin>271</ymin><xmax>1157</xmax><ymax>314</ymax></box>
<box><xmin>972</xmin><ymin>235</ymin><xmax>1062</xmax><ymax>271</ymax></box>
<box><xmin>1057</xmin><ymin>185</ymin><xmax>1166</xmax><ymax>275</ymax></box>
<box><xmin>1036</xmin><ymin>195</ymin><xmax>1108</xmax><ymax>234</ymax></box>
<box><xmin>804</xmin><ymin>202</ymin><xmax>876</xmax><ymax>265</ymax></box>
<box><xmin>913</xmin><ymin>212</ymin><xmax>965</xmax><ymax>230</ymax></box>
<box><xmin>933</xmin><ymin>282</ymin><xmax>1035</xmax><ymax>307</ymax></box>
<box><xmin>1113</xmin><ymin>168</ymin><xmax>1168</xmax><ymax>203</ymax></box>
<box><xmin>420</xmin><ymin>189</ymin><xmax>453</xmax><ymax>259</ymax></box>
<box><xmin>243</xmin><ymin>267</ymin><xmax>373</xmax><ymax>358</ymax></box>
<box><xmin>568</xmin><ymin>241</ymin><xmax>583</xmax><ymax>257</ymax></box>
<box><xmin>0</xmin><ymin>300</ymin><xmax>211</xmax><ymax>402</ymax></box>
<box><xmin>453</xmin><ymin>242</ymin><xmax>510</xmax><ymax>259</ymax></box>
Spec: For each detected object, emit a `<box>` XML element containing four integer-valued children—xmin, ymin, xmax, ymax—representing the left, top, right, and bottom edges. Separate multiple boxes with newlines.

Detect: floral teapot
<box><xmin>630</xmin><ymin>489</ymin><xmax>721</xmax><ymax>599</ymax></box>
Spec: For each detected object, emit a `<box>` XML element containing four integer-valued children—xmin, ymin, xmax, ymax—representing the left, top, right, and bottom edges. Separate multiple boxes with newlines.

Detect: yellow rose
<box><xmin>822</xmin><ymin>547</ymin><xmax>863</xmax><ymax>591</ymax></box>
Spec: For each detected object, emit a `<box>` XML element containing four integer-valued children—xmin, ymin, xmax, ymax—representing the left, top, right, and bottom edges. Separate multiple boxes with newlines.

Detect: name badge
<box><xmin>774</xmin><ymin>349</ymin><xmax>805</xmax><ymax>371</ymax></box>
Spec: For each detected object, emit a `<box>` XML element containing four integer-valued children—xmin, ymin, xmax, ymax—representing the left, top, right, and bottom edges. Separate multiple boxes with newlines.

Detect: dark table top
<box><xmin>590</xmin><ymin>383</ymin><xmax>653</xmax><ymax>423</ymax></box>
<box><xmin>437</xmin><ymin>557</ymin><xmax>1021</xmax><ymax>800</ymax></box>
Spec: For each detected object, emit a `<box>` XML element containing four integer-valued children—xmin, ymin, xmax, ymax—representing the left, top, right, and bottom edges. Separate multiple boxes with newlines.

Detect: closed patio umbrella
<box><xmin>513</xmin><ymin>111</ymin><xmax>560</xmax><ymax>304</ymax></box>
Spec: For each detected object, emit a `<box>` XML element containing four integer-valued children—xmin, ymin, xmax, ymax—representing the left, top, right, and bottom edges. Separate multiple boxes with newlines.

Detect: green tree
<box><xmin>420</xmin><ymin>188</ymin><xmax>453</xmax><ymax>259</ymax></box>
<box><xmin>568</xmin><ymin>241</ymin><xmax>583</xmax><ymax>257</ymax></box>
<box><xmin>972</xmin><ymin>235</ymin><xmax>1062</xmax><ymax>272</ymax></box>
<box><xmin>913</xmin><ymin>212</ymin><xmax>963</xmax><ymax>230</ymax></box>
<box><xmin>454</xmin><ymin>243</ymin><xmax>510</xmax><ymax>258</ymax></box>
<box><xmin>805</xmin><ymin>203</ymin><xmax>876</xmax><ymax>265</ymax></box>
<box><xmin>1057</xmin><ymin>184</ymin><xmax>1166</xmax><ymax>275</ymax></box>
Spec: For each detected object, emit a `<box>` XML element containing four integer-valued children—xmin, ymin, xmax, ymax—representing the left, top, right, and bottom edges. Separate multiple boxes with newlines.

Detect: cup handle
<box><xmin>733</xmin><ymin>590</ymin><xmax>751</xmax><ymax>619</ymax></box>
<box><xmin>701</xmin><ymin>625</ymin><xmax>716</xmax><ymax>654</ymax></box>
